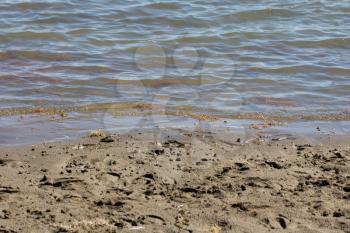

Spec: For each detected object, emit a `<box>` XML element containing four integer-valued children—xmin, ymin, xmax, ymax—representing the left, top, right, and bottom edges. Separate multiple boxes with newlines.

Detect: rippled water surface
<box><xmin>1</xmin><ymin>0</ymin><xmax>350</xmax><ymax>120</ymax></box>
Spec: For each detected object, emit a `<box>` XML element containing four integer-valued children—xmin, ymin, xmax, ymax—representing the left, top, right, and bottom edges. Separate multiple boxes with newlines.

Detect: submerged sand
<box><xmin>0</xmin><ymin>128</ymin><xmax>349</xmax><ymax>232</ymax></box>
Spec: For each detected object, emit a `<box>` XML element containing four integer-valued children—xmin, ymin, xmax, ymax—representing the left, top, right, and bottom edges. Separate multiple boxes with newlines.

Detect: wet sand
<box><xmin>0</xmin><ymin>128</ymin><xmax>349</xmax><ymax>232</ymax></box>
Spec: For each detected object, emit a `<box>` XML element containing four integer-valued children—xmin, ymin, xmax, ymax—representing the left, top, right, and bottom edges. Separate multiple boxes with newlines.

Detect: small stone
<box><xmin>100</xmin><ymin>136</ymin><xmax>114</xmax><ymax>143</ymax></box>
<box><xmin>333</xmin><ymin>211</ymin><xmax>344</xmax><ymax>218</ymax></box>
<box><xmin>343</xmin><ymin>186</ymin><xmax>350</xmax><ymax>193</ymax></box>
<box><xmin>40</xmin><ymin>175</ymin><xmax>48</xmax><ymax>182</ymax></box>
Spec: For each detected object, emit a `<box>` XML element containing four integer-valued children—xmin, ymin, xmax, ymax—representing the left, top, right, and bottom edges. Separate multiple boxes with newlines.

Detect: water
<box><xmin>1</xmin><ymin>0</ymin><xmax>350</xmax><ymax>145</ymax></box>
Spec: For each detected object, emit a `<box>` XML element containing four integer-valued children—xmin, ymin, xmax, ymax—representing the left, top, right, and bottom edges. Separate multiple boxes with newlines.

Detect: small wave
<box><xmin>163</xmin><ymin>35</ymin><xmax>226</xmax><ymax>44</ymax></box>
<box><xmin>250</xmin><ymin>65</ymin><xmax>350</xmax><ymax>75</ymax></box>
<box><xmin>88</xmin><ymin>38</ymin><xmax>116</xmax><ymax>46</ymax></box>
<box><xmin>121</xmin><ymin>15</ymin><xmax>214</xmax><ymax>28</ymax></box>
<box><xmin>36</xmin><ymin>65</ymin><xmax>115</xmax><ymax>74</ymax></box>
<box><xmin>28</xmin><ymin>16</ymin><xmax>79</xmax><ymax>25</ymax></box>
<box><xmin>285</xmin><ymin>38</ymin><xmax>350</xmax><ymax>49</ymax></box>
<box><xmin>67</xmin><ymin>77</ymin><xmax>210</xmax><ymax>88</ymax></box>
<box><xmin>14</xmin><ymin>2</ymin><xmax>51</xmax><ymax>10</ymax></box>
<box><xmin>220</xmin><ymin>8</ymin><xmax>300</xmax><ymax>22</ymax></box>
<box><xmin>143</xmin><ymin>2</ymin><xmax>180</xmax><ymax>10</ymax></box>
<box><xmin>13</xmin><ymin>1</ymin><xmax>77</xmax><ymax>11</ymax></box>
<box><xmin>243</xmin><ymin>96</ymin><xmax>298</xmax><ymax>107</ymax></box>
<box><xmin>0</xmin><ymin>31</ymin><xmax>66</xmax><ymax>42</ymax></box>
<box><xmin>319</xmin><ymin>85</ymin><xmax>350</xmax><ymax>95</ymax></box>
<box><xmin>1</xmin><ymin>73</ymin><xmax>63</xmax><ymax>84</ymax></box>
<box><xmin>0</xmin><ymin>50</ymin><xmax>78</xmax><ymax>62</ymax></box>
<box><xmin>67</xmin><ymin>28</ymin><xmax>94</xmax><ymax>35</ymax></box>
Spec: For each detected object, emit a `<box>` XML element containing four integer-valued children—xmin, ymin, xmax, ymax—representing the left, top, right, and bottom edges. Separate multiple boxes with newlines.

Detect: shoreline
<box><xmin>0</xmin><ymin>128</ymin><xmax>349</xmax><ymax>232</ymax></box>
<box><xmin>1</xmin><ymin>111</ymin><xmax>350</xmax><ymax>147</ymax></box>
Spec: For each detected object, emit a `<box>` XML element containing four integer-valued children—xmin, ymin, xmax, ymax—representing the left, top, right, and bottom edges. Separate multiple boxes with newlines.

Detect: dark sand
<box><xmin>0</xmin><ymin>128</ymin><xmax>349</xmax><ymax>232</ymax></box>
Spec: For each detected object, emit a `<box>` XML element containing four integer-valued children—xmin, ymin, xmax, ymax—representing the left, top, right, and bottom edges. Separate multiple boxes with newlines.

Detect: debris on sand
<box><xmin>210</xmin><ymin>224</ymin><xmax>221</xmax><ymax>233</ymax></box>
<box><xmin>59</xmin><ymin>110</ymin><xmax>68</xmax><ymax>118</ymax></box>
<box><xmin>72</xmin><ymin>144</ymin><xmax>84</xmax><ymax>150</ymax></box>
<box><xmin>89</xmin><ymin>129</ymin><xmax>106</xmax><ymax>138</ymax></box>
<box><xmin>249</xmin><ymin>115</ymin><xmax>285</xmax><ymax>129</ymax></box>
<box><xmin>250</xmin><ymin>120</ymin><xmax>275</xmax><ymax>129</ymax></box>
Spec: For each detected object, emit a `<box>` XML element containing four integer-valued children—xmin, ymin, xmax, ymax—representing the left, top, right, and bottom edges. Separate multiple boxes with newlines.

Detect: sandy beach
<box><xmin>1</xmin><ymin>0</ymin><xmax>350</xmax><ymax>232</ymax></box>
<box><xmin>0</xmin><ymin>128</ymin><xmax>349</xmax><ymax>233</ymax></box>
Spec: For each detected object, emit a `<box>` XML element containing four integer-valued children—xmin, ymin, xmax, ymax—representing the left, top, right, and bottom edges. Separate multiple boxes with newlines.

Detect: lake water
<box><xmin>0</xmin><ymin>0</ymin><xmax>350</xmax><ymax>145</ymax></box>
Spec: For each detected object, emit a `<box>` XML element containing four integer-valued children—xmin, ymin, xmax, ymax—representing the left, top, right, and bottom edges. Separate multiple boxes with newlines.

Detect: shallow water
<box><xmin>1</xmin><ymin>1</ymin><xmax>350</xmax><ymax>145</ymax></box>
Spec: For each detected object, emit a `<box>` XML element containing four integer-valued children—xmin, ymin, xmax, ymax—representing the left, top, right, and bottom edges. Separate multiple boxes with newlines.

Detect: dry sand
<box><xmin>0</xmin><ymin>128</ymin><xmax>349</xmax><ymax>233</ymax></box>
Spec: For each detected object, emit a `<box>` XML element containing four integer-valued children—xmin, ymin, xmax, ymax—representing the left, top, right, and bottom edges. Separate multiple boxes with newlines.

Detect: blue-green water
<box><xmin>1</xmin><ymin>0</ymin><xmax>350</xmax><ymax>117</ymax></box>
<box><xmin>1</xmin><ymin>1</ymin><xmax>350</xmax><ymax>145</ymax></box>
